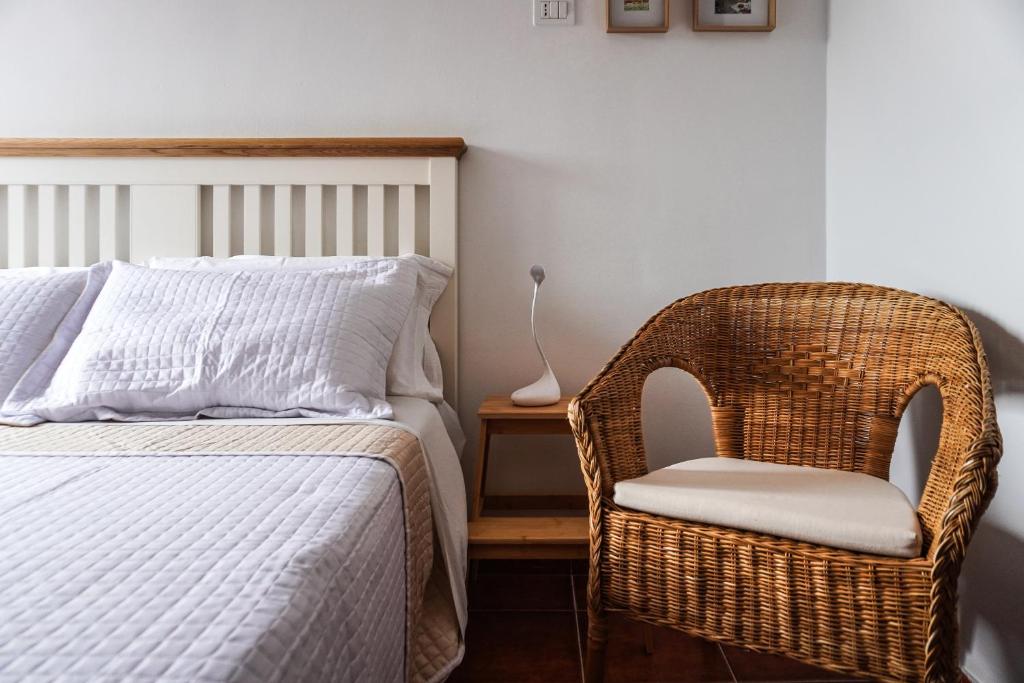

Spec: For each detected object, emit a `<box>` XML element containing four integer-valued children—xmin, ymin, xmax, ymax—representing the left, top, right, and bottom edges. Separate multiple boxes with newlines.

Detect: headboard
<box><xmin>0</xmin><ymin>137</ymin><xmax>465</xmax><ymax>405</ymax></box>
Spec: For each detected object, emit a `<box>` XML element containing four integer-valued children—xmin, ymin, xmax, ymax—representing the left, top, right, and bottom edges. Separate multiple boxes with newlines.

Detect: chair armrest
<box><xmin>922</xmin><ymin>424</ymin><xmax>1002</xmax><ymax>563</ymax></box>
<box><xmin>570</xmin><ymin>386</ymin><xmax>647</xmax><ymax>503</ymax></box>
<box><xmin>912</xmin><ymin>307</ymin><xmax>1003</xmax><ymax>567</ymax></box>
<box><xmin>570</xmin><ymin>302</ymin><xmax>716</xmax><ymax>500</ymax></box>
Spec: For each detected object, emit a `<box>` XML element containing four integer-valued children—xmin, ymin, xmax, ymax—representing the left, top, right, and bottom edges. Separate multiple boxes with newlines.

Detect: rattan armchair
<box><xmin>569</xmin><ymin>283</ymin><xmax>1002</xmax><ymax>683</ymax></box>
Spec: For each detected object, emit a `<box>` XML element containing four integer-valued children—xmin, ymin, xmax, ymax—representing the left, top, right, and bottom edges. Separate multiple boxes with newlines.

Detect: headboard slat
<box><xmin>367</xmin><ymin>185</ymin><xmax>385</xmax><ymax>258</ymax></box>
<box><xmin>273</xmin><ymin>185</ymin><xmax>293</xmax><ymax>256</ymax></box>
<box><xmin>336</xmin><ymin>186</ymin><xmax>355</xmax><ymax>256</ymax></box>
<box><xmin>98</xmin><ymin>185</ymin><xmax>128</xmax><ymax>262</ymax></box>
<box><xmin>68</xmin><ymin>185</ymin><xmax>98</xmax><ymax>266</ymax></box>
<box><xmin>242</xmin><ymin>185</ymin><xmax>262</xmax><ymax>255</ymax></box>
<box><xmin>304</xmin><ymin>185</ymin><xmax>323</xmax><ymax>257</ymax></box>
<box><xmin>7</xmin><ymin>185</ymin><xmax>37</xmax><ymax>268</ymax></box>
<box><xmin>212</xmin><ymin>185</ymin><xmax>232</xmax><ymax>258</ymax></box>
<box><xmin>38</xmin><ymin>185</ymin><xmax>68</xmax><ymax>267</ymax></box>
<box><xmin>398</xmin><ymin>185</ymin><xmax>417</xmax><ymax>256</ymax></box>
<box><xmin>0</xmin><ymin>185</ymin><xmax>7</xmax><ymax>269</ymax></box>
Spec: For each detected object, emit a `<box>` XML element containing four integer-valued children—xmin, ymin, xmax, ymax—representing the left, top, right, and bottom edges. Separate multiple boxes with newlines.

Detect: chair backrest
<box><xmin>634</xmin><ymin>283</ymin><xmax>992</xmax><ymax>483</ymax></box>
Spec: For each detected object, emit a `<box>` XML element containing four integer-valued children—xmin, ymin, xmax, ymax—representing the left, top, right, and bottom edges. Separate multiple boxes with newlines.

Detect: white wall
<box><xmin>827</xmin><ymin>3</ymin><xmax>1024</xmax><ymax>682</ymax></box>
<box><xmin>0</xmin><ymin>0</ymin><xmax>827</xmax><ymax>491</ymax></box>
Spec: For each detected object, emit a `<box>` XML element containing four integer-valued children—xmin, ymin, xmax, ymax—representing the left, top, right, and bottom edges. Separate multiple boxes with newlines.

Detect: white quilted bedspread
<box><xmin>0</xmin><ymin>453</ymin><xmax>409</xmax><ymax>682</ymax></box>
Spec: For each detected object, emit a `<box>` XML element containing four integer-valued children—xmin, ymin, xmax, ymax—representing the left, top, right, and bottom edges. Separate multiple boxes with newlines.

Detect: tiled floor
<box><xmin>449</xmin><ymin>559</ymin><xmax>870</xmax><ymax>683</ymax></box>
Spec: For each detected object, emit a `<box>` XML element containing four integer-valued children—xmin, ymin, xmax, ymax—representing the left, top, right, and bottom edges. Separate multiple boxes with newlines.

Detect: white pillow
<box><xmin>0</xmin><ymin>268</ymin><xmax>90</xmax><ymax>403</ymax></box>
<box><xmin>147</xmin><ymin>254</ymin><xmax>452</xmax><ymax>402</ymax></box>
<box><xmin>1</xmin><ymin>260</ymin><xmax>418</xmax><ymax>424</ymax></box>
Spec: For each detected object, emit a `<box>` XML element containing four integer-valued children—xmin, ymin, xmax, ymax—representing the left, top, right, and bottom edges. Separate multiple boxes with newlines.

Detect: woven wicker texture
<box><xmin>569</xmin><ymin>283</ymin><xmax>1002</xmax><ymax>683</ymax></box>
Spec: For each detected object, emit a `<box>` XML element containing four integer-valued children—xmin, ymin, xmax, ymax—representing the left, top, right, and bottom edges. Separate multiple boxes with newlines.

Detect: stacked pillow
<box><xmin>0</xmin><ymin>255</ymin><xmax>451</xmax><ymax>425</ymax></box>
<box><xmin>0</xmin><ymin>268</ymin><xmax>92</xmax><ymax>405</ymax></box>
<box><xmin>148</xmin><ymin>254</ymin><xmax>452</xmax><ymax>402</ymax></box>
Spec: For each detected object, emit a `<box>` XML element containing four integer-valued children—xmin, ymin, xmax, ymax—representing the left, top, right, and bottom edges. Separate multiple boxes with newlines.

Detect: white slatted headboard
<box><xmin>0</xmin><ymin>137</ymin><xmax>465</xmax><ymax>405</ymax></box>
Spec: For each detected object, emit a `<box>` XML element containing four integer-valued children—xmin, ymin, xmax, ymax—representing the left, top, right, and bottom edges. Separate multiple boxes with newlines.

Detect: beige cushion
<box><xmin>613</xmin><ymin>457</ymin><xmax>922</xmax><ymax>558</ymax></box>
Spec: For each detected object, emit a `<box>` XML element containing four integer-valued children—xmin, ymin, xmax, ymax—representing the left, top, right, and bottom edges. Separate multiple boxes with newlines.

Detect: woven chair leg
<box><xmin>584</xmin><ymin>638</ymin><xmax>606</xmax><ymax>683</ymax></box>
<box><xmin>584</xmin><ymin>605</ymin><xmax>607</xmax><ymax>683</ymax></box>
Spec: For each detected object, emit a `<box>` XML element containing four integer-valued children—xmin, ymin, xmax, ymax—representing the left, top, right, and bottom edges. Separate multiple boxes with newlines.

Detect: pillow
<box><xmin>147</xmin><ymin>254</ymin><xmax>452</xmax><ymax>402</ymax></box>
<box><xmin>614</xmin><ymin>457</ymin><xmax>922</xmax><ymax>558</ymax></box>
<box><xmin>0</xmin><ymin>268</ymin><xmax>90</xmax><ymax>403</ymax></box>
<box><xmin>1</xmin><ymin>260</ymin><xmax>418</xmax><ymax>424</ymax></box>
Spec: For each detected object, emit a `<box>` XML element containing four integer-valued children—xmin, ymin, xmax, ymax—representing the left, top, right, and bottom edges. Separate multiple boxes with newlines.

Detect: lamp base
<box><xmin>511</xmin><ymin>367</ymin><xmax>561</xmax><ymax>407</ymax></box>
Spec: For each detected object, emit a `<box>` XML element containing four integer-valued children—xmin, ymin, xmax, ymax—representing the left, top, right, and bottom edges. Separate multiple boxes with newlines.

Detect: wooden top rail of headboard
<box><xmin>0</xmin><ymin>137</ymin><xmax>468</xmax><ymax>159</ymax></box>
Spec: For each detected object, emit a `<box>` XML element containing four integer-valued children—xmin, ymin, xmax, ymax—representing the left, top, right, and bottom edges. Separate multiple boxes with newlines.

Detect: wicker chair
<box><xmin>569</xmin><ymin>283</ymin><xmax>1002</xmax><ymax>683</ymax></box>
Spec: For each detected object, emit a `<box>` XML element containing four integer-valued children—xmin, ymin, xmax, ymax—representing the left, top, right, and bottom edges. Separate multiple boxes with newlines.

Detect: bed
<box><xmin>0</xmin><ymin>138</ymin><xmax>468</xmax><ymax>683</ymax></box>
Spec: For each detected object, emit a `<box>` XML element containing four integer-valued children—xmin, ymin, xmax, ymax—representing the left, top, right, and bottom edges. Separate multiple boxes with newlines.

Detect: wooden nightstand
<box><xmin>468</xmin><ymin>395</ymin><xmax>588</xmax><ymax>560</ymax></box>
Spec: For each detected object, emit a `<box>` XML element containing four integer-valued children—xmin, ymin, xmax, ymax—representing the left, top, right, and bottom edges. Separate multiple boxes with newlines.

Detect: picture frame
<box><xmin>606</xmin><ymin>0</ymin><xmax>669</xmax><ymax>34</ymax></box>
<box><xmin>693</xmin><ymin>0</ymin><xmax>776</xmax><ymax>32</ymax></box>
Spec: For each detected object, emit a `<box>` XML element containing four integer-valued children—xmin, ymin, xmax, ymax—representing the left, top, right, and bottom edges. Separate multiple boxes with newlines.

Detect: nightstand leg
<box><xmin>471</xmin><ymin>418</ymin><xmax>491</xmax><ymax>521</ymax></box>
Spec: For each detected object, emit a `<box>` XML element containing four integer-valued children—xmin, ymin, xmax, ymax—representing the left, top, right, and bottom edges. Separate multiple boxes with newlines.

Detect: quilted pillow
<box><xmin>0</xmin><ymin>268</ymin><xmax>90</xmax><ymax>403</ymax></box>
<box><xmin>1</xmin><ymin>260</ymin><xmax>418</xmax><ymax>424</ymax></box>
<box><xmin>147</xmin><ymin>254</ymin><xmax>452</xmax><ymax>402</ymax></box>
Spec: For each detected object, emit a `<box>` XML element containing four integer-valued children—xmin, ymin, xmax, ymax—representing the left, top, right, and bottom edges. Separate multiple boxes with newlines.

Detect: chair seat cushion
<box><xmin>613</xmin><ymin>457</ymin><xmax>922</xmax><ymax>558</ymax></box>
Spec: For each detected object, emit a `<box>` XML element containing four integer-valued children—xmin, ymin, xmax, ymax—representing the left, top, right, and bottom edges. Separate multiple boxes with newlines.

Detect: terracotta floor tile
<box><xmin>469</xmin><ymin>572</ymin><xmax>574</xmax><ymax>611</ymax></box>
<box><xmin>449</xmin><ymin>611</ymin><xmax>582</xmax><ymax>683</ymax></box>
<box><xmin>578</xmin><ymin>612</ymin><xmax>735</xmax><ymax>682</ymax></box>
<box><xmin>721</xmin><ymin>644</ymin><xmax>870</xmax><ymax>682</ymax></box>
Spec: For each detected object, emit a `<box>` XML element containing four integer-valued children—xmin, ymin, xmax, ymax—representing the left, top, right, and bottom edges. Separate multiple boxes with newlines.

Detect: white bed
<box><xmin>0</xmin><ymin>398</ymin><xmax>466</xmax><ymax>683</ymax></box>
<box><xmin>0</xmin><ymin>138</ymin><xmax>468</xmax><ymax>683</ymax></box>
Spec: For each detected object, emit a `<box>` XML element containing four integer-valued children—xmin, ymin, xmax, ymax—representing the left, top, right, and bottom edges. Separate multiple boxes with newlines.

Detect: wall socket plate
<box><xmin>534</xmin><ymin>0</ymin><xmax>574</xmax><ymax>26</ymax></box>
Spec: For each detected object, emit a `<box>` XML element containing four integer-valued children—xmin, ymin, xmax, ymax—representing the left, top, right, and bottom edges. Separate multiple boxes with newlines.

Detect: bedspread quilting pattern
<box><xmin>0</xmin><ymin>453</ymin><xmax>406</xmax><ymax>682</ymax></box>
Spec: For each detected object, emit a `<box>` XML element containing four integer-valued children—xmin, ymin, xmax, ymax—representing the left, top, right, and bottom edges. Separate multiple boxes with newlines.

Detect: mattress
<box><xmin>0</xmin><ymin>398</ymin><xmax>466</xmax><ymax>683</ymax></box>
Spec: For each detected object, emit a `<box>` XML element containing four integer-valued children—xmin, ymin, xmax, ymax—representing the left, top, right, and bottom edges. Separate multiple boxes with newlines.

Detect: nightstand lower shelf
<box><xmin>468</xmin><ymin>516</ymin><xmax>588</xmax><ymax>560</ymax></box>
<box><xmin>469</xmin><ymin>397</ymin><xmax>588</xmax><ymax>560</ymax></box>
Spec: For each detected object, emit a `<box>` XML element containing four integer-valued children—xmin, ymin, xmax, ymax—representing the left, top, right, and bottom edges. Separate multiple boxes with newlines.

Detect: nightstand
<box><xmin>467</xmin><ymin>395</ymin><xmax>588</xmax><ymax>559</ymax></box>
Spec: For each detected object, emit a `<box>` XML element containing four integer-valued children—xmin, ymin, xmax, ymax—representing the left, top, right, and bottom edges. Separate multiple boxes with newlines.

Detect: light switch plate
<box><xmin>534</xmin><ymin>0</ymin><xmax>574</xmax><ymax>26</ymax></box>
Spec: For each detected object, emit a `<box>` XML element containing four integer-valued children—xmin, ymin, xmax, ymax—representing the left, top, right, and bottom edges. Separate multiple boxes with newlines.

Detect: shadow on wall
<box><xmin>904</xmin><ymin>306</ymin><xmax>1024</xmax><ymax>680</ymax></box>
<box><xmin>959</xmin><ymin>521</ymin><xmax>1024</xmax><ymax>682</ymax></box>
<box><xmin>967</xmin><ymin>307</ymin><xmax>1024</xmax><ymax>395</ymax></box>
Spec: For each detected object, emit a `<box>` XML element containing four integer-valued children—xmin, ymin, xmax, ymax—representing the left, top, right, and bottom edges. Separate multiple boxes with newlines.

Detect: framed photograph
<box><xmin>693</xmin><ymin>0</ymin><xmax>775</xmax><ymax>32</ymax></box>
<box><xmin>606</xmin><ymin>0</ymin><xmax>669</xmax><ymax>33</ymax></box>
